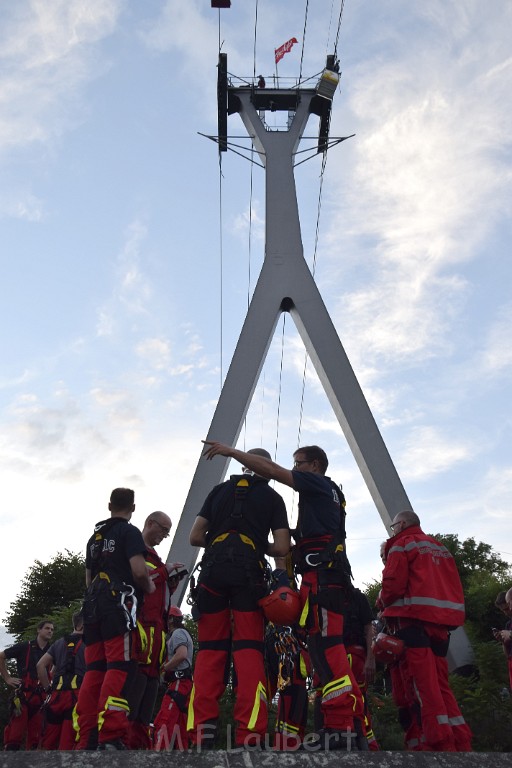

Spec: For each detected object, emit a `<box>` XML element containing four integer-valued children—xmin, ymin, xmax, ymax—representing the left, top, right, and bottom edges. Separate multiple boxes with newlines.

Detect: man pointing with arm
<box><xmin>202</xmin><ymin>441</ymin><xmax>367</xmax><ymax>751</ymax></box>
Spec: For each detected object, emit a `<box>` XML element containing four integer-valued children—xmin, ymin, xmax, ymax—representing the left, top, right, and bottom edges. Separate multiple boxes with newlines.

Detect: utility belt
<box><xmin>202</xmin><ymin>531</ymin><xmax>265</xmax><ymax>567</ymax></box>
<box><xmin>294</xmin><ymin>536</ymin><xmax>351</xmax><ymax>580</ymax></box>
<box><xmin>10</xmin><ymin>684</ymin><xmax>44</xmax><ymax>716</ymax></box>
<box><xmin>165</xmin><ymin>668</ymin><xmax>193</xmax><ymax>682</ymax></box>
<box><xmin>188</xmin><ymin>531</ymin><xmax>271</xmax><ymax>621</ymax></box>
<box><xmin>83</xmin><ymin>571</ymin><xmax>138</xmax><ymax>632</ymax></box>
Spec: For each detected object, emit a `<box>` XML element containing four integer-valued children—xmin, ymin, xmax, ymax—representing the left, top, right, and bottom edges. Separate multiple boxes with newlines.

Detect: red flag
<box><xmin>274</xmin><ymin>37</ymin><xmax>298</xmax><ymax>65</ymax></box>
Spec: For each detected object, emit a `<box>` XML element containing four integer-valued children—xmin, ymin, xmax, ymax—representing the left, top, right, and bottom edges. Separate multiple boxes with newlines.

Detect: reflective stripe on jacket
<box><xmin>381</xmin><ymin>526</ymin><xmax>465</xmax><ymax>627</ymax></box>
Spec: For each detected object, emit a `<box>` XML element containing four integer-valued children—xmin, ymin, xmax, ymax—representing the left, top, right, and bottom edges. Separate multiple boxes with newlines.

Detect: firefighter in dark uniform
<box><xmin>187</xmin><ymin>448</ymin><xmax>290</xmax><ymax>748</ymax></box>
<box><xmin>75</xmin><ymin>487</ymin><xmax>155</xmax><ymax>750</ymax></box>
<box><xmin>36</xmin><ymin>610</ymin><xmax>86</xmax><ymax>750</ymax></box>
<box><xmin>0</xmin><ymin>620</ymin><xmax>54</xmax><ymax>750</ymax></box>
<box><xmin>203</xmin><ymin>441</ymin><xmax>367</xmax><ymax>751</ymax></box>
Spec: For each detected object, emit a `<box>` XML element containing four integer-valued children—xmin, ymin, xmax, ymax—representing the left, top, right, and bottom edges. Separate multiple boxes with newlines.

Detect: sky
<box><xmin>0</xmin><ymin>0</ymin><xmax>511</xmax><ymax>629</ymax></box>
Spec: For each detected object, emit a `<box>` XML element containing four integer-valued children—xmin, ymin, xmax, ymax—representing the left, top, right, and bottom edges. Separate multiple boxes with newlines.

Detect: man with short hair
<box><xmin>126</xmin><ymin>511</ymin><xmax>185</xmax><ymax>749</ymax></box>
<box><xmin>0</xmin><ymin>620</ymin><xmax>54</xmax><ymax>750</ymax></box>
<box><xmin>75</xmin><ymin>487</ymin><xmax>155</xmax><ymax>751</ymax></box>
<box><xmin>154</xmin><ymin>606</ymin><xmax>194</xmax><ymax>750</ymax></box>
<box><xmin>380</xmin><ymin>510</ymin><xmax>472</xmax><ymax>751</ymax></box>
<box><xmin>37</xmin><ymin>611</ymin><xmax>85</xmax><ymax>750</ymax></box>
<box><xmin>202</xmin><ymin>441</ymin><xmax>366</xmax><ymax>751</ymax></box>
<box><xmin>187</xmin><ymin>447</ymin><xmax>290</xmax><ymax>749</ymax></box>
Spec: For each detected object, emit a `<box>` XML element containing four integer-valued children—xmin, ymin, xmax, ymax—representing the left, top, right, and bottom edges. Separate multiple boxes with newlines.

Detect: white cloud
<box><xmin>398</xmin><ymin>425</ymin><xmax>475</xmax><ymax>481</ymax></box>
<box><xmin>0</xmin><ymin>0</ymin><xmax>122</xmax><ymax>153</ymax></box>
<box><xmin>480</xmin><ymin>304</ymin><xmax>512</xmax><ymax>375</ymax></box>
<box><xmin>0</xmin><ymin>192</ymin><xmax>45</xmax><ymax>222</ymax></box>
<box><xmin>232</xmin><ymin>200</ymin><xmax>265</xmax><ymax>243</ymax></box>
<box><xmin>96</xmin><ymin>217</ymin><xmax>151</xmax><ymax>336</ymax></box>
<box><xmin>135</xmin><ymin>337</ymin><xmax>171</xmax><ymax>371</ymax></box>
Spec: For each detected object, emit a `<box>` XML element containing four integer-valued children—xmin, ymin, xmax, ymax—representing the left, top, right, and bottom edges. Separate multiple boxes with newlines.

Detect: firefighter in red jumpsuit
<box><xmin>188</xmin><ymin>448</ymin><xmax>290</xmax><ymax>748</ymax></box>
<box><xmin>340</xmin><ymin>587</ymin><xmax>380</xmax><ymax>750</ymax></box>
<box><xmin>0</xmin><ymin>620</ymin><xmax>54</xmax><ymax>750</ymax></box>
<box><xmin>126</xmin><ymin>511</ymin><xmax>185</xmax><ymax>749</ymax></box>
<box><xmin>75</xmin><ymin>487</ymin><xmax>155</xmax><ymax>750</ymax></box>
<box><xmin>380</xmin><ymin>510</ymin><xmax>472</xmax><ymax>751</ymax></box>
<box><xmin>203</xmin><ymin>441</ymin><xmax>367</xmax><ymax>751</ymax></box>
<box><xmin>36</xmin><ymin>610</ymin><xmax>85</xmax><ymax>750</ymax></box>
<box><xmin>153</xmin><ymin>606</ymin><xmax>194</xmax><ymax>750</ymax></box>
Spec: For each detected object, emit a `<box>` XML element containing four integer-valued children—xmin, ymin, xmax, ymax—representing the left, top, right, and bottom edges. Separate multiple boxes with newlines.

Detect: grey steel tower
<box><xmin>167</xmin><ymin>57</ymin><xmax>412</xmax><ymax>602</ymax></box>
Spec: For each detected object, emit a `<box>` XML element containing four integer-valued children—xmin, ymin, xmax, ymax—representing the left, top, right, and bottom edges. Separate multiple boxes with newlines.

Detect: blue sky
<box><xmin>0</xmin><ymin>0</ymin><xmax>511</xmax><ymax>624</ymax></box>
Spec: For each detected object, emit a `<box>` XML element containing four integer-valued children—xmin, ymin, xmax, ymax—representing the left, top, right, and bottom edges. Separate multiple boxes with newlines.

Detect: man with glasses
<box><xmin>380</xmin><ymin>510</ymin><xmax>472</xmax><ymax>751</ymax></box>
<box><xmin>202</xmin><ymin>441</ymin><xmax>367</xmax><ymax>751</ymax></box>
<box><xmin>126</xmin><ymin>512</ymin><xmax>184</xmax><ymax>749</ymax></box>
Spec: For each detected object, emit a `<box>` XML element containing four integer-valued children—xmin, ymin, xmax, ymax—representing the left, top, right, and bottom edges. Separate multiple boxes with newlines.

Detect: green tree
<box><xmin>4</xmin><ymin>550</ymin><xmax>85</xmax><ymax>640</ymax></box>
<box><xmin>434</xmin><ymin>534</ymin><xmax>511</xmax><ymax>589</ymax></box>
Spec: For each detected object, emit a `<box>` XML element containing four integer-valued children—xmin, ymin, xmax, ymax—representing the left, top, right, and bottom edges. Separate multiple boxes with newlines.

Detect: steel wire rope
<box><xmin>296</xmin><ymin>0</ymin><xmax>345</xmax><ymax>448</ymax></box>
<box><xmin>298</xmin><ymin>0</ymin><xmax>309</xmax><ymax>82</ymax></box>
<box><xmin>252</xmin><ymin>0</ymin><xmax>259</xmax><ymax>80</ymax></box>
<box><xmin>242</xmin><ymin>0</ymin><xmax>261</xmax><ymax>452</ymax></box>
<box><xmin>333</xmin><ymin>0</ymin><xmax>346</xmax><ymax>59</ymax></box>
<box><xmin>296</xmin><ymin>148</ymin><xmax>328</xmax><ymax>448</ymax></box>
<box><xmin>270</xmin><ymin>0</ymin><xmax>311</xmax><ymax>471</ymax></box>
<box><xmin>325</xmin><ymin>0</ymin><xmax>337</xmax><ymax>57</ymax></box>
<box><xmin>216</xmin><ymin>9</ymin><xmax>226</xmax><ymax>391</ymax></box>
<box><xmin>273</xmin><ymin>314</ymin><xmax>287</xmax><ymax>464</ymax></box>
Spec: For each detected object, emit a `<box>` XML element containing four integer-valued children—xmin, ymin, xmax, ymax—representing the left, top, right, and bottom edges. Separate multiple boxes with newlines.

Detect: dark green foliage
<box><xmin>23</xmin><ymin>600</ymin><xmax>84</xmax><ymax>643</ymax></box>
<box><xmin>434</xmin><ymin>534</ymin><xmax>511</xmax><ymax>587</ymax></box>
<box><xmin>367</xmin><ymin>691</ymin><xmax>405</xmax><ymax>750</ymax></box>
<box><xmin>4</xmin><ymin>550</ymin><xmax>85</xmax><ymax>640</ymax></box>
<box><xmin>0</xmin><ymin>678</ymin><xmax>12</xmax><ymax>750</ymax></box>
<box><xmin>1</xmin><ymin>551</ymin><xmax>85</xmax><ymax>746</ymax></box>
<box><xmin>449</xmin><ymin>641</ymin><xmax>512</xmax><ymax>751</ymax></box>
<box><xmin>363</xmin><ymin>579</ymin><xmax>381</xmax><ymax>618</ymax></box>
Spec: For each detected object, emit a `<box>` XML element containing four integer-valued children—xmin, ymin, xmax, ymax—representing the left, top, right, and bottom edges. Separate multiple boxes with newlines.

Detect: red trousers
<box><xmin>3</xmin><ymin>689</ymin><xmax>45</xmax><ymax>750</ymax></box>
<box><xmin>346</xmin><ymin>645</ymin><xmax>380</xmax><ymax>750</ymax></box>
<box><xmin>75</xmin><ymin>632</ymin><xmax>136</xmax><ymax>749</ymax></box>
<box><xmin>154</xmin><ymin>677</ymin><xmax>193</xmax><ymax>750</ymax></box>
<box><xmin>393</xmin><ymin>622</ymin><xmax>472</xmax><ymax>751</ymax></box>
<box><xmin>188</xmin><ymin>560</ymin><xmax>269</xmax><ymax>747</ymax></box>
<box><xmin>300</xmin><ymin>571</ymin><xmax>365</xmax><ymax>733</ymax></box>
<box><xmin>389</xmin><ymin>660</ymin><xmax>423</xmax><ymax>750</ymax></box>
<box><xmin>40</xmin><ymin>689</ymin><xmax>78</xmax><ymax>750</ymax></box>
<box><xmin>126</xmin><ymin>622</ymin><xmax>166</xmax><ymax>750</ymax></box>
<box><xmin>189</xmin><ymin>606</ymin><xmax>267</xmax><ymax>746</ymax></box>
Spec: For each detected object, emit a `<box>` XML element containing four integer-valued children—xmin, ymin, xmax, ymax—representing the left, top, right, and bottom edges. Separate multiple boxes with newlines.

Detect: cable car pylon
<box><xmin>167</xmin><ymin>55</ymin><xmax>412</xmax><ymax>603</ymax></box>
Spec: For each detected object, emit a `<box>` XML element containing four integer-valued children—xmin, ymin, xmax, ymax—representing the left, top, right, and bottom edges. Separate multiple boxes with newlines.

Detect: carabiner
<box><xmin>305</xmin><ymin>552</ymin><xmax>321</xmax><ymax>567</ymax></box>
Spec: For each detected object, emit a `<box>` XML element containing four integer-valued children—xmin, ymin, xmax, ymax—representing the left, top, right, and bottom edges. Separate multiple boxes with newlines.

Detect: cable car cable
<box><xmin>298</xmin><ymin>0</ymin><xmax>309</xmax><ymax>82</ymax></box>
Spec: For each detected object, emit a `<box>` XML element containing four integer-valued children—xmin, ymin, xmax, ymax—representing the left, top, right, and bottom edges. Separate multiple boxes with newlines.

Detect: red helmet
<box><xmin>372</xmin><ymin>632</ymin><xmax>405</xmax><ymax>664</ymax></box>
<box><xmin>258</xmin><ymin>587</ymin><xmax>301</xmax><ymax>625</ymax></box>
<box><xmin>168</xmin><ymin>605</ymin><xmax>183</xmax><ymax>619</ymax></box>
